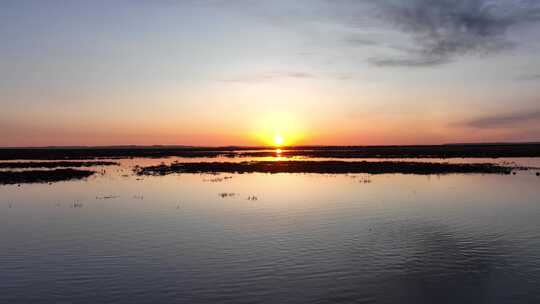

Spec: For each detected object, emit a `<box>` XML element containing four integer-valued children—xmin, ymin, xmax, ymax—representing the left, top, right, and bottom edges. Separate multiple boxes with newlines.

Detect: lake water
<box><xmin>1</xmin><ymin>157</ymin><xmax>540</xmax><ymax>303</ymax></box>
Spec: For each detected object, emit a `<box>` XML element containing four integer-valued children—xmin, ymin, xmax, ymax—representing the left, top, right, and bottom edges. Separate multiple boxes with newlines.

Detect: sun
<box><xmin>274</xmin><ymin>135</ymin><xmax>284</xmax><ymax>146</ymax></box>
<box><xmin>250</xmin><ymin>112</ymin><xmax>308</xmax><ymax>147</ymax></box>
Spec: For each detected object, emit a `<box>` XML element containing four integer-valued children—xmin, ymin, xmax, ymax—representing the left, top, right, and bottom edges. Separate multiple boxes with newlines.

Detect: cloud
<box><xmin>364</xmin><ymin>0</ymin><xmax>540</xmax><ymax>66</ymax></box>
<box><xmin>342</xmin><ymin>35</ymin><xmax>380</xmax><ymax>46</ymax></box>
<box><xmin>463</xmin><ymin>109</ymin><xmax>540</xmax><ymax>128</ymax></box>
<box><xmin>517</xmin><ymin>74</ymin><xmax>540</xmax><ymax>81</ymax></box>
<box><xmin>206</xmin><ymin>0</ymin><xmax>540</xmax><ymax>67</ymax></box>
<box><xmin>219</xmin><ymin>70</ymin><xmax>316</xmax><ymax>83</ymax></box>
<box><xmin>368</xmin><ymin>56</ymin><xmax>449</xmax><ymax>67</ymax></box>
<box><xmin>317</xmin><ymin>0</ymin><xmax>540</xmax><ymax>67</ymax></box>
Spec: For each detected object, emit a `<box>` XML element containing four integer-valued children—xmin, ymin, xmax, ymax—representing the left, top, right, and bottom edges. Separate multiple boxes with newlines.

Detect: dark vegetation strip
<box><xmin>236</xmin><ymin>144</ymin><xmax>540</xmax><ymax>159</ymax></box>
<box><xmin>0</xmin><ymin>169</ymin><xmax>95</xmax><ymax>185</ymax></box>
<box><xmin>0</xmin><ymin>161</ymin><xmax>119</xmax><ymax>169</ymax></box>
<box><xmin>0</xmin><ymin>143</ymin><xmax>539</xmax><ymax>160</ymax></box>
<box><xmin>0</xmin><ymin>147</ymin><xmax>238</xmax><ymax>160</ymax></box>
<box><xmin>136</xmin><ymin>161</ymin><xmax>513</xmax><ymax>175</ymax></box>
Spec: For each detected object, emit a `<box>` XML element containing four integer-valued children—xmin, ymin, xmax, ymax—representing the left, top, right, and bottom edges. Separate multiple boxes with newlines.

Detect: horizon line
<box><xmin>1</xmin><ymin>141</ymin><xmax>539</xmax><ymax>149</ymax></box>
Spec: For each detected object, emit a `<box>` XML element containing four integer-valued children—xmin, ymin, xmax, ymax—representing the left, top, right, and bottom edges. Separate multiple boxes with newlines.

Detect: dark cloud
<box><xmin>464</xmin><ymin>109</ymin><xmax>540</xmax><ymax>128</ymax></box>
<box><xmin>323</xmin><ymin>0</ymin><xmax>540</xmax><ymax>67</ymax></box>
<box><xmin>169</xmin><ymin>0</ymin><xmax>540</xmax><ymax>68</ymax></box>
<box><xmin>366</xmin><ymin>0</ymin><xmax>540</xmax><ymax>66</ymax></box>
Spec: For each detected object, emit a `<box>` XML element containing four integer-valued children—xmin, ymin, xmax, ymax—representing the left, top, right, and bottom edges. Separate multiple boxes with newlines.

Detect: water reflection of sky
<box><xmin>1</xmin><ymin>158</ymin><xmax>540</xmax><ymax>303</ymax></box>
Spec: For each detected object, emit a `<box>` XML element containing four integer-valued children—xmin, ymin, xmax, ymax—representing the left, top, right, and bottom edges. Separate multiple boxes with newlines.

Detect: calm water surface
<box><xmin>1</xmin><ymin>158</ymin><xmax>540</xmax><ymax>303</ymax></box>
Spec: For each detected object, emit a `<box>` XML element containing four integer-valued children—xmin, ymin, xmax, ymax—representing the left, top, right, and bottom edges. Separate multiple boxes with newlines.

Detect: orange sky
<box><xmin>1</xmin><ymin>1</ymin><xmax>540</xmax><ymax>147</ymax></box>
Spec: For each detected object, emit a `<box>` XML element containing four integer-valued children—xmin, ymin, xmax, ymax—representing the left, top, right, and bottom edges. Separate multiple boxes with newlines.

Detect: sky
<box><xmin>1</xmin><ymin>0</ymin><xmax>540</xmax><ymax>147</ymax></box>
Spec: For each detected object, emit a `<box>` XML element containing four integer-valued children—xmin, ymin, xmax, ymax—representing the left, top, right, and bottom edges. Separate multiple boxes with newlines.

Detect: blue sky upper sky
<box><xmin>1</xmin><ymin>0</ymin><xmax>540</xmax><ymax>146</ymax></box>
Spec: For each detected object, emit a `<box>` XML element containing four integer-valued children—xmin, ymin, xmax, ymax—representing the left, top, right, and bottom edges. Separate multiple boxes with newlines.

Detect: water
<box><xmin>1</xmin><ymin>158</ymin><xmax>540</xmax><ymax>303</ymax></box>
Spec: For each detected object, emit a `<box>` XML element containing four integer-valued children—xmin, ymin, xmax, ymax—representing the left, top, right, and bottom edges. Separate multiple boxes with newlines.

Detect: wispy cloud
<box><xmin>150</xmin><ymin>0</ymin><xmax>540</xmax><ymax>69</ymax></box>
<box><xmin>342</xmin><ymin>35</ymin><xmax>379</xmax><ymax>47</ymax></box>
<box><xmin>463</xmin><ymin>109</ymin><xmax>540</xmax><ymax>128</ymax></box>
<box><xmin>272</xmin><ymin>0</ymin><xmax>540</xmax><ymax>67</ymax></box>
<box><xmin>368</xmin><ymin>56</ymin><xmax>449</xmax><ymax>67</ymax></box>
<box><xmin>219</xmin><ymin>70</ymin><xmax>316</xmax><ymax>83</ymax></box>
<box><xmin>517</xmin><ymin>74</ymin><xmax>540</xmax><ymax>81</ymax></box>
<box><xmin>363</xmin><ymin>0</ymin><xmax>540</xmax><ymax>67</ymax></box>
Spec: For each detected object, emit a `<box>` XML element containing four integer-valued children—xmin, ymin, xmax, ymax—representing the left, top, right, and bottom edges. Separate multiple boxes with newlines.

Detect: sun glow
<box><xmin>250</xmin><ymin>112</ymin><xmax>309</xmax><ymax>147</ymax></box>
<box><xmin>274</xmin><ymin>135</ymin><xmax>284</xmax><ymax>146</ymax></box>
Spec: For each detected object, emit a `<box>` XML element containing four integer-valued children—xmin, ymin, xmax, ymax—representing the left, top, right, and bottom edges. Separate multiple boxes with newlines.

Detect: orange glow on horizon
<box><xmin>250</xmin><ymin>112</ymin><xmax>308</xmax><ymax>147</ymax></box>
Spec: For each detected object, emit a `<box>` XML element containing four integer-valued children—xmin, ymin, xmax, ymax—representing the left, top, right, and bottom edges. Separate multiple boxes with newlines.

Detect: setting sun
<box><xmin>274</xmin><ymin>135</ymin><xmax>284</xmax><ymax>146</ymax></box>
<box><xmin>249</xmin><ymin>112</ymin><xmax>309</xmax><ymax>147</ymax></box>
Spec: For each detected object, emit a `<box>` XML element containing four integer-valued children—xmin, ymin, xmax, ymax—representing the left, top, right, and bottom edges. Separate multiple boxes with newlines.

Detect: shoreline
<box><xmin>0</xmin><ymin>143</ymin><xmax>539</xmax><ymax>160</ymax></box>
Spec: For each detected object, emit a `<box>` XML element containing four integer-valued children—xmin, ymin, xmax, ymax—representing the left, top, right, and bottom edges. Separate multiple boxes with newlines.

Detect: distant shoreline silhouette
<box><xmin>0</xmin><ymin>143</ymin><xmax>539</xmax><ymax>160</ymax></box>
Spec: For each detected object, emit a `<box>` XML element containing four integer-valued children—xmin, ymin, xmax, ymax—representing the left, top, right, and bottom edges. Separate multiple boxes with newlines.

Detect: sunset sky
<box><xmin>2</xmin><ymin>0</ymin><xmax>540</xmax><ymax>147</ymax></box>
